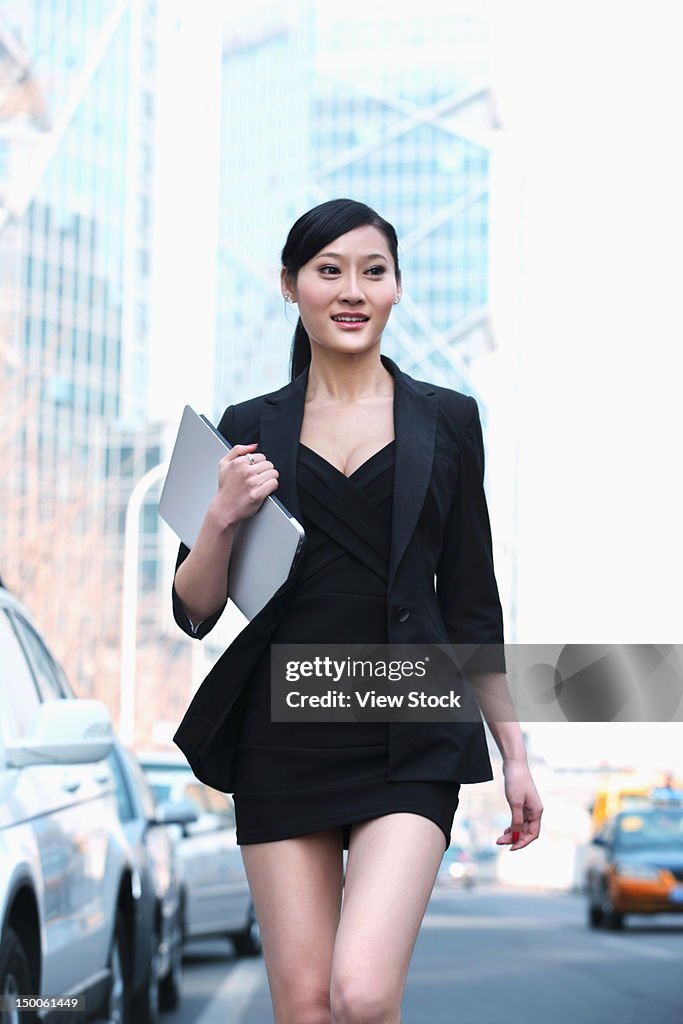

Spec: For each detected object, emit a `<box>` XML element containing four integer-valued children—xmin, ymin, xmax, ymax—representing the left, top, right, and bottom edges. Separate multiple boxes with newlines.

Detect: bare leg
<box><xmin>330</xmin><ymin>813</ymin><xmax>445</xmax><ymax>1024</ymax></box>
<box><xmin>240</xmin><ymin>827</ymin><xmax>345</xmax><ymax>1024</ymax></box>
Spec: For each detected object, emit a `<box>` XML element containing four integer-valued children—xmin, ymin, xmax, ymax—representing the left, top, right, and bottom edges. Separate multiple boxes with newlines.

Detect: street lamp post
<box><xmin>119</xmin><ymin>461</ymin><xmax>168</xmax><ymax>747</ymax></box>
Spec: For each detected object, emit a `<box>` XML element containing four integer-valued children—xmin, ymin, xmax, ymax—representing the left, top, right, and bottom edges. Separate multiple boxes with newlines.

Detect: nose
<box><xmin>339</xmin><ymin>271</ymin><xmax>365</xmax><ymax>304</ymax></box>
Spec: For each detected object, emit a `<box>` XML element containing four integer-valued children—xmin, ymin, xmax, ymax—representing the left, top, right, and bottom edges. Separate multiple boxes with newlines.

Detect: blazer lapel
<box><xmin>258</xmin><ymin>366</ymin><xmax>309</xmax><ymax>523</ymax></box>
<box><xmin>258</xmin><ymin>355</ymin><xmax>438</xmax><ymax>591</ymax></box>
<box><xmin>381</xmin><ymin>355</ymin><xmax>438</xmax><ymax>591</ymax></box>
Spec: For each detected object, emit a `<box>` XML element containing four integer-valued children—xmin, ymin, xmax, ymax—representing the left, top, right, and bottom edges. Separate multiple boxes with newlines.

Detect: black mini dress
<box><xmin>231</xmin><ymin>440</ymin><xmax>461</xmax><ymax>851</ymax></box>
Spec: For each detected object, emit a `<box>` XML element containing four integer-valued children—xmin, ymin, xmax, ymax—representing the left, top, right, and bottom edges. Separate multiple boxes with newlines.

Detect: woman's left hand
<box><xmin>495</xmin><ymin>759</ymin><xmax>544</xmax><ymax>851</ymax></box>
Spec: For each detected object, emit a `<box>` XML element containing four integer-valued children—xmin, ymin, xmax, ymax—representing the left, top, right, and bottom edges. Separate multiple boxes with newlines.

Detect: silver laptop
<box><xmin>159</xmin><ymin>406</ymin><xmax>305</xmax><ymax>620</ymax></box>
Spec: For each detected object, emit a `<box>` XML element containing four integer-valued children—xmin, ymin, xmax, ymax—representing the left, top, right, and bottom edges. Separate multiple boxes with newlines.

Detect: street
<box><xmin>163</xmin><ymin>885</ymin><xmax>683</xmax><ymax>1024</ymax></box>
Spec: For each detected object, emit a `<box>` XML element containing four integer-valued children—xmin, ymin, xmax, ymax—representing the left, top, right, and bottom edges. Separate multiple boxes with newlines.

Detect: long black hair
<box><xmin>281</xmin><ymin>198</ymin><xmax>400</xmax><ymax>380</ymax></box>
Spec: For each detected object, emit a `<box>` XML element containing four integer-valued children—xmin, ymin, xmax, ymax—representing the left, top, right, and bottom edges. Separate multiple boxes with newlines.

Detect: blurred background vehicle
<box><xmin>0</xmin><ymin>585</ymin><xmax>138</xmax><ymax>1022</ymax></box>
<box><xmin>436</xmin><ymin>843</ymin><xmax>478</xmax><ymax>889</ymax></box>
<box><xmin>585</xmin><ymin>804</ymin><xmax>683</xmax><ymax>930</ymax></box>
<box><xmin>137</xmin><ymin>755</ymin><xmax>261</xmax><ymax>957</ymax></box>
<box><xmin>107</xmin><ymin>741</ymin><xmax>198</xmax><ymax>1021</ymax></box>
<box><xmin>589</xmin><ymin>770</ymin><xmax>683</xmax><ymax>832</ymax></box>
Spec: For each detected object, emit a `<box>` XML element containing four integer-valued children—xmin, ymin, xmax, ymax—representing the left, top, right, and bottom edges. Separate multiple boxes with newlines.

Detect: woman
<box><xmin>173</xmin><ymin>198</ymin><xmax>543</xmax><ymax>1024</ymax></box>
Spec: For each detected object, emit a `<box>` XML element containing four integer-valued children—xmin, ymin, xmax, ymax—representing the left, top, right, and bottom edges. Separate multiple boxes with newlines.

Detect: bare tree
<box><xmin>0</xmin><ymin>354</ymin><xmax>192</xmax><ymax>746</ymax></box>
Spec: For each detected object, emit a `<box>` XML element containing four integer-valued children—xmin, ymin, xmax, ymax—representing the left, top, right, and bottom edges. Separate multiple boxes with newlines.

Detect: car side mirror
<box><xmin>5</xmin><ymin>699</ymin><xmax>113</xmax><ymax>768</ymax></box>
<box><xmin>185</xmin><ymin>811</ymin><xmax>223</xmax><ymax>836</ymax></box>
<box><xmin>153</xmin><ymin>798</ymin><xmax>198</xmax><ymax>827</ymax></box>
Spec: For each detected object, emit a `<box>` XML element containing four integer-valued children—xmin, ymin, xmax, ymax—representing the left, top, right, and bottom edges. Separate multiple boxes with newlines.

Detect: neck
<box><xmin>306</xmin><ymin>347</ymin><xmax>393</xmax><ymax>402</ymax></box>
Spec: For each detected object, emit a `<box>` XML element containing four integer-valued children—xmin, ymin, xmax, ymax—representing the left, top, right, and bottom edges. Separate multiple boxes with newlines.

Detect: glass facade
<box><xmin>214</xmin><ymin>3</ymin><xmax>497</xmax><ymax>409</ymax></box>
<box><xmin>214</xmin><ymin>14</ymin><xmax>313</xmax><ymax>408</ymax></box>
<box><xmin>0</xmin><ymin>0</ymin><xmax>160</xmax><ymax>690</ymax></box>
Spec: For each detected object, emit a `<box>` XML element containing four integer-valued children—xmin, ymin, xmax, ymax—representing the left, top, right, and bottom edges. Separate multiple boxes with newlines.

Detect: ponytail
<box><xmin>289</xmin><ymin>317</ymin><xmax>311</xmax><ymax>381</ymax></box>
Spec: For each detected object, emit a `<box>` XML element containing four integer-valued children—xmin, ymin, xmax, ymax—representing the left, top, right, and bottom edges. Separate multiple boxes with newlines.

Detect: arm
<box><xmin>435</xmin><ymin>397</ymin><xmax>543</xmax><ymax>849</ymax></box>
<box><xmin>172</xmin><ymin>404</ymin><xmax>280</xmax><ymax>638</ymax></box>
<box><xmin>435</xmin><ymin>397</ymin><xmax>506</xmax><ymax>670</ymax></box>
<box><xmin>467</xmin><ymin>671</ymin><xmax>543</xmax><ymax>851</ymax></box>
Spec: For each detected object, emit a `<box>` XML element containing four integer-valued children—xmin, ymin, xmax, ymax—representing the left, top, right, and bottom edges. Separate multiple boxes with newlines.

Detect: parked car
<box><xmin>107</xmin><ymin>742</ymin><xmax>197</xmax><ymax>1021</ymax></box>
<box><xmin>585</xmin><ymin>806</ymin><xmax>683</xmax><ymax>929</ymax></box>
<box><xmin>0</xmin><ymin>585</ymin><xmax>138</xmax><ymax>1022</ymax></box>
<box><xmin>436</xmin><ymin>843</ymin><xmax>478</xmax><ymax>888</ymax></box>
<box><xmin>137</xmin><ymin>756</ymin><xmax>261</xmax><ymax>957</ymax></box>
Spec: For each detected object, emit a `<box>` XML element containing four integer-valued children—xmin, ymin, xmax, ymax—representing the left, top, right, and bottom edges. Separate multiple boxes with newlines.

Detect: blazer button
<box><xmin>395</xmin><ymin>606</ymin><xmax>411</xmax><ymax>622</ymax></box>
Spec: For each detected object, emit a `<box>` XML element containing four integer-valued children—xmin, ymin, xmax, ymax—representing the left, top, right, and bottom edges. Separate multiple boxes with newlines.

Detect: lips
<box><xmin>331</xmin><ymin>314</ymin><xmax>369</xmax><ymax>323</ymax></box>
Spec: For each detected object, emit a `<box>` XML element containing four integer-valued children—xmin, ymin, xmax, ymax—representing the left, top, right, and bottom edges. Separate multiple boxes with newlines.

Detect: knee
<box><xmin>275</xmin><ymin>992</ymin><xmax>331</xmax><ymax>1024</ymax></box>
<box><xmin>330</xmin><ymin>970</ymin><xmax>399</xmax><ymax>1024</ymax></box>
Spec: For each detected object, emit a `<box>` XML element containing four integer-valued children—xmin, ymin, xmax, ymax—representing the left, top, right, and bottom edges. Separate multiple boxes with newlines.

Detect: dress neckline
<box><xmin>298</xmin><ymin>440</ymin><xmax>395</xmax><ymax>480</ymax></box>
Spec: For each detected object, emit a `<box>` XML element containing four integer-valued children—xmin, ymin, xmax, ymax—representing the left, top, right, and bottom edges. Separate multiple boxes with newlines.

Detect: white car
<box><xmin>137</xmin><ymin>756</ymin><xmax>261</xmax><ymax>957</ymax></box>
<box><xmin>0</xmin><ymin>585</ymin><xmax>139</xmax><ymax>1022</ymax></box>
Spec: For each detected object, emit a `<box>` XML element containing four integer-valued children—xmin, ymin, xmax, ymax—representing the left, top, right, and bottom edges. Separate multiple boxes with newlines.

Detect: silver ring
<box><xmin>247</xmin><ymin>452</ymin><xmax>255</xmax><ymax>464</ymax></box>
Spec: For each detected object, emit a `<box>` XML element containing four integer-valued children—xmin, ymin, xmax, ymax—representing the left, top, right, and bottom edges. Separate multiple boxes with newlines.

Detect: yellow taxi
<box><xmin>585</xmin><ymin>803</ymin><xmax>683</xmax><ymax>929</ymax></box>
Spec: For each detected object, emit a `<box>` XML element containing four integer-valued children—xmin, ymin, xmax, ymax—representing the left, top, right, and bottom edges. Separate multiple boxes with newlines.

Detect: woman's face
<box><xmin>282</xmin><ymin>224</ymin><xmax>401</xmax><ymax>358</ymax></box>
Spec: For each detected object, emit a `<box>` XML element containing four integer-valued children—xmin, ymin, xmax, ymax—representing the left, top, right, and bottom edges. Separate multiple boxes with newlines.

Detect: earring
<box><xmin>284</xmin><ymin>293</ymin><xmax>294</xmax><ymax>303</ymax></box>
<box><xmin>393</xmin><ymin>296</ymin><xmax>400</xmax><ymax>305</ymax></box>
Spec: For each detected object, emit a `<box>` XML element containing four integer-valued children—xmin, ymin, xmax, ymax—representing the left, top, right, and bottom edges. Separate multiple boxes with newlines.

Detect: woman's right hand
<box><xmin>210</xmin><ymin>442</ymin><xmax>279</xmax><ymax>528</ymax></box>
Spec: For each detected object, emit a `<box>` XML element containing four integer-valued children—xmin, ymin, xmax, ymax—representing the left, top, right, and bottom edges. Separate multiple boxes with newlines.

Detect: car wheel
<box><xmin>230</xmin><ymin>903</ymin><xmax>262</xmax><ymax>958</ymax></box>
<box><xmin>605</xmin><ymin>908</ymin><xmax>625</xmax><ymax>930</ymax></box>
<box><xmin>158</xmin><ymin>919</ymin><xmax>183</xmax><ymax>1012</ymax></box>
<box><xmin>131</xmin><ymin>925</ymin><xmax>160</xmax><ymax>1024</ymax></box>
<box><xmin>0</xmin><ymin>927</ymin><xmax>36</xmax><ymax>1024</ymax></box>
<box><xmin>601</xmin><ymin>888</ymin><xmax>625</xmax><ymax>931</ymax></box>
<box><xmin>106</xmin><ymin>909</ymin><xmax>132</xmax><ymax>1024</ymax></box>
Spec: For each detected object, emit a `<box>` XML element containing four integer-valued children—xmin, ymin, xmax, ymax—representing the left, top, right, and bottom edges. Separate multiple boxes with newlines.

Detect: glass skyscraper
<box><xmin>214</xmin><ymin>3</ymin><xmax>498</xmax><ymax>409</ymax></box>
<box><xmin>214</xmin><ymin>11</ymin><xmax>314</xmax><ymax>408</ymax></box>
<box><xmin>0</xmin><ymin>0</ymin><xmax>160</xmax><ymax>694</ymax></box>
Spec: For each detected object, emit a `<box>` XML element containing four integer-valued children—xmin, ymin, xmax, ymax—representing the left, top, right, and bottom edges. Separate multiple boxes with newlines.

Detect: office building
<box><xmin>0</xmin><ymin>0</ymin><xmax>161</xmax><ymax>696</ymax></box>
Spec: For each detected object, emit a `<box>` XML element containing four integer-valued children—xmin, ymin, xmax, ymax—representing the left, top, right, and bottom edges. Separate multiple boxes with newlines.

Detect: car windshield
<box><xmin>615</xmin><ymin>811</ymin><xmax>683</xmax><ymax>847</ymax></box>
<box><xmin>150</xmin><ymin>783</ymin><xmax>172</xmax><ymax>803</ymax></box>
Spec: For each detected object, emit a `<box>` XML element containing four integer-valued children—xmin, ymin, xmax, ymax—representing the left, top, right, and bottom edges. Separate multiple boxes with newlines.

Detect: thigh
<box><xmin>331</xmin><ymin>814</ymin><xmax>445</xmax><ymax>996</ymax></box>
<box><xmin>240</xmin><ymin>828</ymin><xmax>345</xmax><ymax>1009</ymax></box>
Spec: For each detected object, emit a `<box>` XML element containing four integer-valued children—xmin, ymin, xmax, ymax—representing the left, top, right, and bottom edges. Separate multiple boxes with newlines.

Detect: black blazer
<box><xmin>172</xmin><ymin>354</ymin><xmax>506</xmax><ymax>791</ymax></box>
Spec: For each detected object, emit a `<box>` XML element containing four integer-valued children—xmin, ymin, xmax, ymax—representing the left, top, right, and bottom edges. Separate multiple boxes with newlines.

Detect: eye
<box><xmin>318</xmin><ymin>264</ymin><xmax>340</xmax><ymax>275</ymax></box>
<box><xmin>366</xmin><ymin>265</ymin><xmax>386</xmax><ymax>276</ymax></box>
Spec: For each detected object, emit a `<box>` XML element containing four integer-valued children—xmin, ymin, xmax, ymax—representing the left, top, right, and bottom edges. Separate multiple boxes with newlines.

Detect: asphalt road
<box><xmin>163</xmin><ymin>885</ymin><xmax>683</xmax><ymax>1024</ymax></box>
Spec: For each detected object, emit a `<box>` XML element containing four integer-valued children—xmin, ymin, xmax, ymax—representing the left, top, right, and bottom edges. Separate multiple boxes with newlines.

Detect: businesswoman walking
<box><xmin>172</xmin><ymin>198</ymin><xmax>543</xmax><ymax>1024</ymax></box>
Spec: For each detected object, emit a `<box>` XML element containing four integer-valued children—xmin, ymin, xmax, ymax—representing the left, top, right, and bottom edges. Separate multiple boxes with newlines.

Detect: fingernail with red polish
<box><xmin>512</xmin><ymin>831</ymin><xmax>520</xmax><ymax>843</ymax></box>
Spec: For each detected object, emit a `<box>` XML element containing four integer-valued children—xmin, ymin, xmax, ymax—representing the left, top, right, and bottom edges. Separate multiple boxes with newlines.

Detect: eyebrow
<box><xmin>315</xmin><ymin>252</ymin><xmax>388</xmax><ymax>261</ymax></box>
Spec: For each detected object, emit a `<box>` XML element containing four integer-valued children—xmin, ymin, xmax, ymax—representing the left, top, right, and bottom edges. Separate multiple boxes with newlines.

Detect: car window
<box><xmin>108</xmin><ymin>748</ymin><xmax>136</xmax><ymax>824</ymax></box>
<box><xmin>10</xmin><ymin>613</ymin><xmax>68</xmax><ymax>701</ymax></box>
<box><xmin>123</xmin><ymin>750</ymin><xmax>157</xmax><ymax>820</ymax></box>
<box><xmin>616</xmin><ymin>811</ymin><xmax>683</xmax><ymax>846</ymax></box>
<box><xmin>149</xmin><ymin>782</ymin><xmax>172</xmax><ymax>804</ymax></box>
<box><xmin>183</xmin><ymin>782</ymin><xmax>211</xmax><ymax>814</ymax></box>
<box><xmin>0</xmin><ymin>610</ymin><xmax>42</xmax><ymax>741</ymax></box>
<box><xmin>204</xmin><ymin>787</ymin><xmax>236</xmax><ymax>826</ymax></box>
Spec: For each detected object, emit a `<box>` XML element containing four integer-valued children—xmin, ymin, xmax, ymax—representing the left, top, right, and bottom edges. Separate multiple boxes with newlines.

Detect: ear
<box><xmin>280</xmin><ymin>268</ymin><xmax>297</xmax><ymax>303</ymax></box>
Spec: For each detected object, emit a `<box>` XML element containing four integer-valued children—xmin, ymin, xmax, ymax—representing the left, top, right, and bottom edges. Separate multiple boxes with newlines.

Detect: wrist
<box><xmin>206</xmin><ymin>497</ymin><xmax>240</xmax><ymax>533</ymax></box>
<box><xmin>502</xmin><ymin>755</ymin><xmax>529</xmax><ymax>770</ymax></box>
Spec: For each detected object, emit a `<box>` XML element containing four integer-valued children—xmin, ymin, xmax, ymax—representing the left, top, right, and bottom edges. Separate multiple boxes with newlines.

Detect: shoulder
<box><xmin>431</xmin><ymin>386</ymin><xmax>479</xmax><ymax>464</ymax></box>
<box><xmin>432</xmin><ymin>383</ymin><xmax>477</xmax><ymax>427</ymax></box>
<box><xmin>396</xmin><ymin>361</ymin><xmax>476</xmax><ymax>430</ymax></box>
<box><xmin>217</xmin><ymin>378</ymin><xmax>295</xmax><ymax>440</ymax></box>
